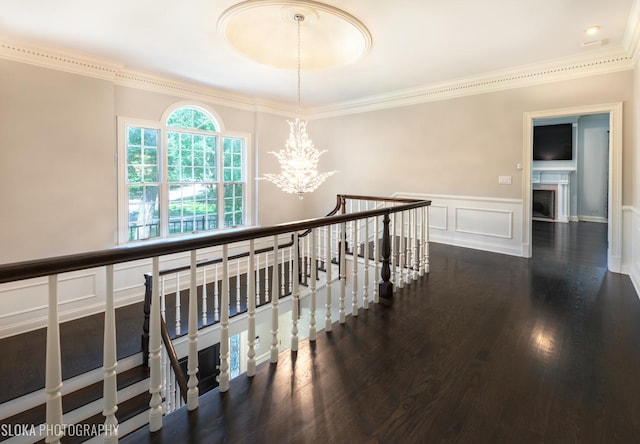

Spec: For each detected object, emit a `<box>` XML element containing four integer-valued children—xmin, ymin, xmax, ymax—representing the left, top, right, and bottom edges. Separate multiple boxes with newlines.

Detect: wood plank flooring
<box><xmin>125</xmin><ymin>221</ymin><xmax>640</xmax><ymax>443</ymax></box>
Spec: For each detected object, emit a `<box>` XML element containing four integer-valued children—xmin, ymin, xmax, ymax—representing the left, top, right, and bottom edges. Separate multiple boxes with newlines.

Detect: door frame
<box><xmin>522</xmin><ymin>102</ymin><xmax>623</xmax><ymax>272</ymax></box>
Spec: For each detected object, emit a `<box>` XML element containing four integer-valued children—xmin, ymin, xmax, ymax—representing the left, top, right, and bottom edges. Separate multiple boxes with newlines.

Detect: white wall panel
<box><xmin>394</xmin><ymin>193</ymin><xmax>523</xmax><ymax>257</ymax></box>
<box><xmin>455</xmin><ymin>207</ymin><xmax>513</xmax><ymax>239</ymax></box>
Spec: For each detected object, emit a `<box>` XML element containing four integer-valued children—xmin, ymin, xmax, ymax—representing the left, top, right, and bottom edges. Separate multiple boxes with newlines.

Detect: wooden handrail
<box><xmin>156</xmin><ymin>195</ymin><xmax>344</xmax><ymax>277</ymax></box>
<box><xmin>0</xmin><ymin>196</ymin><xmax>430</xmax><ymax>284</ymax></box>
<box><xmin>160</xmin><ymin>318</ymin><xmax>188</xmax><ymax>404</ymax></box>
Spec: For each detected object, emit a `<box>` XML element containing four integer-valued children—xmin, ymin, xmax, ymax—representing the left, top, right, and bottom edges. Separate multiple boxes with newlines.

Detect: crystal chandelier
<box><xmin>262</xmin><ymin>13</ymin><xmax>337</xmax><ymax>199</ymax></box>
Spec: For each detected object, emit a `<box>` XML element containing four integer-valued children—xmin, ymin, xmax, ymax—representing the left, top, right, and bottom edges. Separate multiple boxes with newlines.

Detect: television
<box><xmin>533</xmin><ymin>123</ymin><xmax>573</xmax><ymax>161</ymax></box>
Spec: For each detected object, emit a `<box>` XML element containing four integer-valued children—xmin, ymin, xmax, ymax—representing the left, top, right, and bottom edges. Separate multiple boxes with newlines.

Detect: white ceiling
<box><xmin>0</xmin><ymin>0</ymin><xmax>636</xmax><ymax>109</ymax></box>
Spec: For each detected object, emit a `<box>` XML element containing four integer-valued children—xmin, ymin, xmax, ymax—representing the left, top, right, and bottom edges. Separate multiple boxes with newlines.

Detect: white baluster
<box><xmin>407</xmin><ymin>208</ymin><xmax>413</xmax><ymax>282</ymax></box>
<box><xmin>413</xmin><ymin>208</ymin><xmax>419</xmax><ymax>281</ymax></box>
<box><xmin>175</xmin><ymin>273</ymin><xmax>181</xmax><ymax>335</ymax></box>
<box><xmin>149</xmin><ymin>257</ymin><xmax>163</xmax><ymax>431</ymax></box>
<box><xmin>348</xmin><ymin>200</ymin><xmax>353</xmax><ymax>251</ymax></box>
<box><xmin>202</xmin><ymin>267</ymin><xmax>208</xmax><ymax>326</ymax></box>
<box><xmin>363</xmin><ymin>214</ymin><xmax>370</xmax><ymax>309</ymax></box>
<box><xmin>391</xmin><ymin>210</ymin><xmax>397</xmax><ymax>291</ymax></box>
<box><xmin>419</xmin><ymin>206</ymin><xmax>426</xmax><ymax>277</ymax></box>
<box><xmin>425</xmin><ymin>206</ymin><xmax>430</xmax><ymax>274</ymax></box>
<box><xmin>310</xmin><ymin>228</ymin><xmax>317</xmax><ymax>341</ymax></box>
<box><xmin>281</xmin><ymin>248</ymin><xmax>286</xmax><ymax>297</ymax></box>
<box><xmin>339</xmin><ymin>222</ymin><xmax>346</xmax><ymax>324</ymax></box>
<box><xmin>103</xmin><ymin>265</ymin><xmax>118</xmax><ymax>443</ymax></box>
<box><xmin>255</xmin><ymin>254</ymin><xmax>261</xmax><ymax>307</ymax></box>
<box><xmin>270</xmin><ymin>236</ymin><xmax>280</xmax><ymax>363</ymax></box>
<box><xmin>325</xmin><ymin>224</ymin><xmax>333</xmax><ymax>331</ymax></box>
<box><xmin>399</xmin><ymin>210</ymin><xmax>405</xmax><ymax>288</ymax></box>
<box><xmin>160</xmin><ymin>276</ymin><xmax>166</xmax><ymax>325</ymax></box>
<box><xmin>236</xmin><ymin>260</ymin><xmax>241</xmax><ymax>314</ymax></box>
<box><xmin>291</xmin><ymin>233</ymin><xmax>300</xmax><ymax>351</ymax></box>
<box><xmin>247</xmin><ymin>240</ymin><xmax>257</xmax><ymax>376</ymax></box>
<box><xmin>374</xmin><ymin>213</ymin><xmax>380</xmax><ymax>303</ymax></box>
<box><xmin>219</xmin><ymin>245</ymin><xmax>230</xmax><ymax>392</ymax></box>
<box><xmin>352</xmin><ymin>218</ymin><xmax>359</xmax><ymax>316</ymax></box>
<box><xmin>45</xmin><ymin>275</ymin><xmax>63</xmax><ymax>444</ymax></box>
<box><xmin>289</xmin><ymin>245</ymin><xmax>294</xmax><ymax>294</ymax></box>
<box><xmin>265</xmin><ymin>252</ymin><xmax>270</xmax><ymax>302</ymax></box>
<box><xmin>187</xmin><ymin>250</ymin><xmax>199</xmax><ymax>410</ymax></box>
<box><xmin>162</xmin><ymin>346</ymin><xmax>171</xmax><ymax>413</ymax></box>
<box><xmin>214</xmin><ymin>265</ymin><xmax>219</xmax><ymax>322</ymax></box>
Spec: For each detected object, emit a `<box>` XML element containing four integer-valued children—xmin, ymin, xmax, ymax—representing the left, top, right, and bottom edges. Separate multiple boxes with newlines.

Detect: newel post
<box><xmin>142</xmin><ymin>274</ymin><xmax>152</xmax><ymax>367</ymax></box>
<box><xmin>379</xmin><ymin>212</ymin><xmax>393</xmax><ymax>299</ymax></box>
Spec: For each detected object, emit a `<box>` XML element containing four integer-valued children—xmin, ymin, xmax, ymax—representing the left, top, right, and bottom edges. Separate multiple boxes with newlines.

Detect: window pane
<box><xmin>128</xmin><ymin>126</ymin><xmax>159</xmax><ymax>184</ymax></box>
<box><xmin>144</xmin><ymin>148</ymin><xmax>157</xmax><ymax>165</ymax></box>
<box><xmin>223</xmin><ymin>183</ymin><xmax>244</xmax><ymax>227</ymax></box>
<box><xmin>128</xmin><ymin>185</ymin><xmax>160</xmax><ymax>241</ymax></box>
<box><xmin>168</xmin><ymin>184</ymin><xmax>217</xmax><ymax>235</ymax></box>
<box><xmin>128</xmin><ymin>127</ymin><xmax>141</xmax><ymax>146</ymax></box>
<box><xmin>144</xmin><ymin>129</ymin><xmax>158</xmax><ymax>146</ymax></box>
<box><xmin>128</xmin><ymin>165</ymin><xmax>142</xmax><ymax>183</ymax></box>
<box><xmin>167</xmin><ymin>107</ymin><xmax>217</xmax><ymax>132</ymax></box>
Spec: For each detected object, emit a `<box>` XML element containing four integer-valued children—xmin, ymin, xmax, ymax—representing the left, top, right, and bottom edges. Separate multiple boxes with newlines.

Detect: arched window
<box><xmin>119</xmin><ymin>104</ymin><xmax>248</xmax><ymax>242</ymax></box>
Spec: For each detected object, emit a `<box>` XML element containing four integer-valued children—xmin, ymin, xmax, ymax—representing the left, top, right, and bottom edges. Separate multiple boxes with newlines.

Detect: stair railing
<box><xmin>0</xmin><ymin>194</ymin><xmax>429</xmax><ymax>442</ymax></box>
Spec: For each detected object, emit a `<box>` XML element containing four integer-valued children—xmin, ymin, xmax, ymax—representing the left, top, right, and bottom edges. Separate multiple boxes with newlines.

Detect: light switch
<box><xmin>498</xmin><ymin>176</ymin><xmax>512</xmax><ymax>185</ymax></box>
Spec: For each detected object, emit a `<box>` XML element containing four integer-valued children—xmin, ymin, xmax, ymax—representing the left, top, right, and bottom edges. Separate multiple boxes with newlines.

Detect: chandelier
<box><xmin>262</xmin><ymin>13</ymin><xmax>337</xmax><ymax>199</ymax></box>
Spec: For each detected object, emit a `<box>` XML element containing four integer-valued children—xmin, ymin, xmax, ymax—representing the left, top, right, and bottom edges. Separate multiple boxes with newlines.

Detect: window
<box><xmin>120</xmin><ymin>105</ymin><xmax>249</xmax><ymax>243</ymax></box>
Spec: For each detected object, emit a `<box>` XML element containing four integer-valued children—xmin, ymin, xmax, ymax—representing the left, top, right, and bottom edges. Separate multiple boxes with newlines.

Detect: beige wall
<box><xmin>304</xmin><ymin>70</ymin><xmax>635</xmax><ymax>216</ymax></box>
<box><xmin>0</xmin><ymin>59</ymin><xmax>116</xmax><ymax>262</ymax></box>
<box><xmin>0</xmin><ymin>60</ymin><xmax>299</xmax><ymax>263</ymax></box>
<box><xmin>0</xmin><ymin>58</ymin><xmax>636</xmax><ymax>264</ymax></box>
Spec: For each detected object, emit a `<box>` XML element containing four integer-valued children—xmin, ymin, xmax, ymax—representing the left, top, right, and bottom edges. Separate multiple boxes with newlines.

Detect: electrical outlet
<box><xmin>498</xmin><ymin>176</ymin><xmax>512</xmax><ymax>185</ymax></box>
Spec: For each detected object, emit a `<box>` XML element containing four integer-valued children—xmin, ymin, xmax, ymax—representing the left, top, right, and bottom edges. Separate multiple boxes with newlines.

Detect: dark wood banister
<box><xmin>0</xmin><ymin>194</ymin><xmax>429</xmax><ymax>411</ymax></box>
<box><xmin>0</xmin><ymin>195</ymin><xmax>429</xmax><ymax>284</ymax></box>
<box><xmin>155</xmin><ymin>194</ymin><xmax>344</xmax><ymax>277</ymax></box>
<box><xmin>160</xmin><ymin>319</ymin><xmax>188</xmax><ymax>404</ymax></box>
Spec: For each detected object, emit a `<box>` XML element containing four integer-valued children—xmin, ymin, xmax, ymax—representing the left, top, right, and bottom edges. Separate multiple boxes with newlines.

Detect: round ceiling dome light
<box><xmin>218</xmin><ymin>0</ymin><xmax>372</xmax><ymax>70</ymax></box>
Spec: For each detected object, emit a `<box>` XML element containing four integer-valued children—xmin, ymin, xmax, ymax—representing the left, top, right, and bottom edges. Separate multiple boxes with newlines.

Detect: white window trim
<box><xmin>117</xmin><ymin>106</ymin><xmax>253</xmax><ymax>245</ymax></box>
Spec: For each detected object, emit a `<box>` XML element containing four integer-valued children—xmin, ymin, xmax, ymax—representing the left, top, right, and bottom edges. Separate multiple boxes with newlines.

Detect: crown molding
<box><xmin>0</xmin><ymin>37</ymin><xmax>634</xmax><ymax>121</ymax></box>
<box><xmin>0</xmin><ymin>36</ymin><xmax>297</xmax><ymax>117</ymax></box>
<box><xmin>114</xmin><ymin>68</ymin><xmax>295</xmax><ymax>117</ymax></box>
<box><xmin>0</xmin><ymin>38</ymin><xmax>122</xmax><ymax>81</ymax></box>
<box><xmin>623</xmin><ymin>0</ymin><xmax>640</xmax><ymax>65</ymax></box>
<box><xmin>307</xmin><ymin>49</ymin><xmax>634</xmax><ymax>119</ymax></box>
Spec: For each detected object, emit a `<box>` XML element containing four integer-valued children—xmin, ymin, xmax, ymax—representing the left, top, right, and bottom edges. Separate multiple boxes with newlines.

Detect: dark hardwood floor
<box><xmin>124</xmin><ymin>220</ymin><xmax>640</xmax><ymax>443</ymax></box>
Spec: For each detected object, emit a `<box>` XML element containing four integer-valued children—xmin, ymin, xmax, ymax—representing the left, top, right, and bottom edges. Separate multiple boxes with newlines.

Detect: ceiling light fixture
<box><xmin>584</xmin><ymin>25</ymin><xmax>600</xmax><ymax>35</ymax></box>
<box><xmin>262</xmin><ymin>13</ymin><xmax>337</xmax><ymax>199</ymax></box>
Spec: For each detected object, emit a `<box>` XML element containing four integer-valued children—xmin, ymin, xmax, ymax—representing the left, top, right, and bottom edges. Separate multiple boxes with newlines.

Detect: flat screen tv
<box><xmin>533</xmin><ymin>123</ymin><xmax>573</xmax><ymax>161</ymax></box>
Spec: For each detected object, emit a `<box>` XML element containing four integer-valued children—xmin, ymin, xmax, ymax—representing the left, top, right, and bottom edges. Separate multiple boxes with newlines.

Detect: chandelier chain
<box><xmin>296</xmin><ymin>14</ymin><xmax>302</xmax><ymax>109</ymax></box>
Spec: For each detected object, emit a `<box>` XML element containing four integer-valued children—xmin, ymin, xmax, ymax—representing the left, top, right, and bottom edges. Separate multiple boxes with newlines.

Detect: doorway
<box><xmin>522</xmin><ymin>103</ymin><xmax>622</xmax><ymax>273</ymax></box>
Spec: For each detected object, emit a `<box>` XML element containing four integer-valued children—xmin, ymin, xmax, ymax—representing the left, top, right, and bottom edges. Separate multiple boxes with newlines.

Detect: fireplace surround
<box><xmin>532</xmin><ymin>168</ymin><xmax>573</xmax><ymax>223</ymax></box>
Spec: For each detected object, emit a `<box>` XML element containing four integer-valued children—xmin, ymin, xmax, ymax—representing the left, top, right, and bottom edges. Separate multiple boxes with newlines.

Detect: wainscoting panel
<box><xmin>622</xmin><ymin>206</ymin><xmax>640</xmax><ymax>298</ymax></box>
<box><xmin>394</xmin><ymin>192</ymin><xmax>524</xmax><ymax>257</ymax></box>
<box><xmin>0</xmin><ymin>236</ymin><xmax>286</xmax><ymax>338</ymax></box>
<box><xmin>429</xmin><ymin>205</ymin><xmax>448</xmax><ymax>231</ymax></box>
<box><xmin>455</xmin><ymin>207</ymin><xmax>513</xmax><ymax>239</ymax></box>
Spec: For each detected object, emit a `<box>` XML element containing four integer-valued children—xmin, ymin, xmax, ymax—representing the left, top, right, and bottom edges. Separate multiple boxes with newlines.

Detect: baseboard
<box><xmin>430</xmin><ymin>235</ymin><xmax>523</xmax><ymax>257</ymax></box>
<box><xmin>578</xmin><ymin>216</ymin><xmax>608</xmax><ymax>223</ymax></box>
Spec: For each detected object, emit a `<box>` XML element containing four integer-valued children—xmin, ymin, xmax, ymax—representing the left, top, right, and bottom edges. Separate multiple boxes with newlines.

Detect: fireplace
<box><xmin>532</xmin><ymin>169</ymin><xmax>573</xmax><ymax>223</ymax></box>
<box><xmin>533</xmin><ymin>188</ymin><xmax>556</xmax><ymax>220</ymax></box>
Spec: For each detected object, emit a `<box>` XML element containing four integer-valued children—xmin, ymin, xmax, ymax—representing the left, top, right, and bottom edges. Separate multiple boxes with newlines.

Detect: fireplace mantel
<box><xmin>532</xmin><ymin>168</ymin><xmax>575</xmax><ymax>223</ymax></box>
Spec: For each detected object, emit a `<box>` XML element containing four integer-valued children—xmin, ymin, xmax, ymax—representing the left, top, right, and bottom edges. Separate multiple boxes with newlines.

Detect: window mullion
<box><xmin>159</xmin><ymin>129</ymin><xmax>169</xmax><ymax>238</ymax></box>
